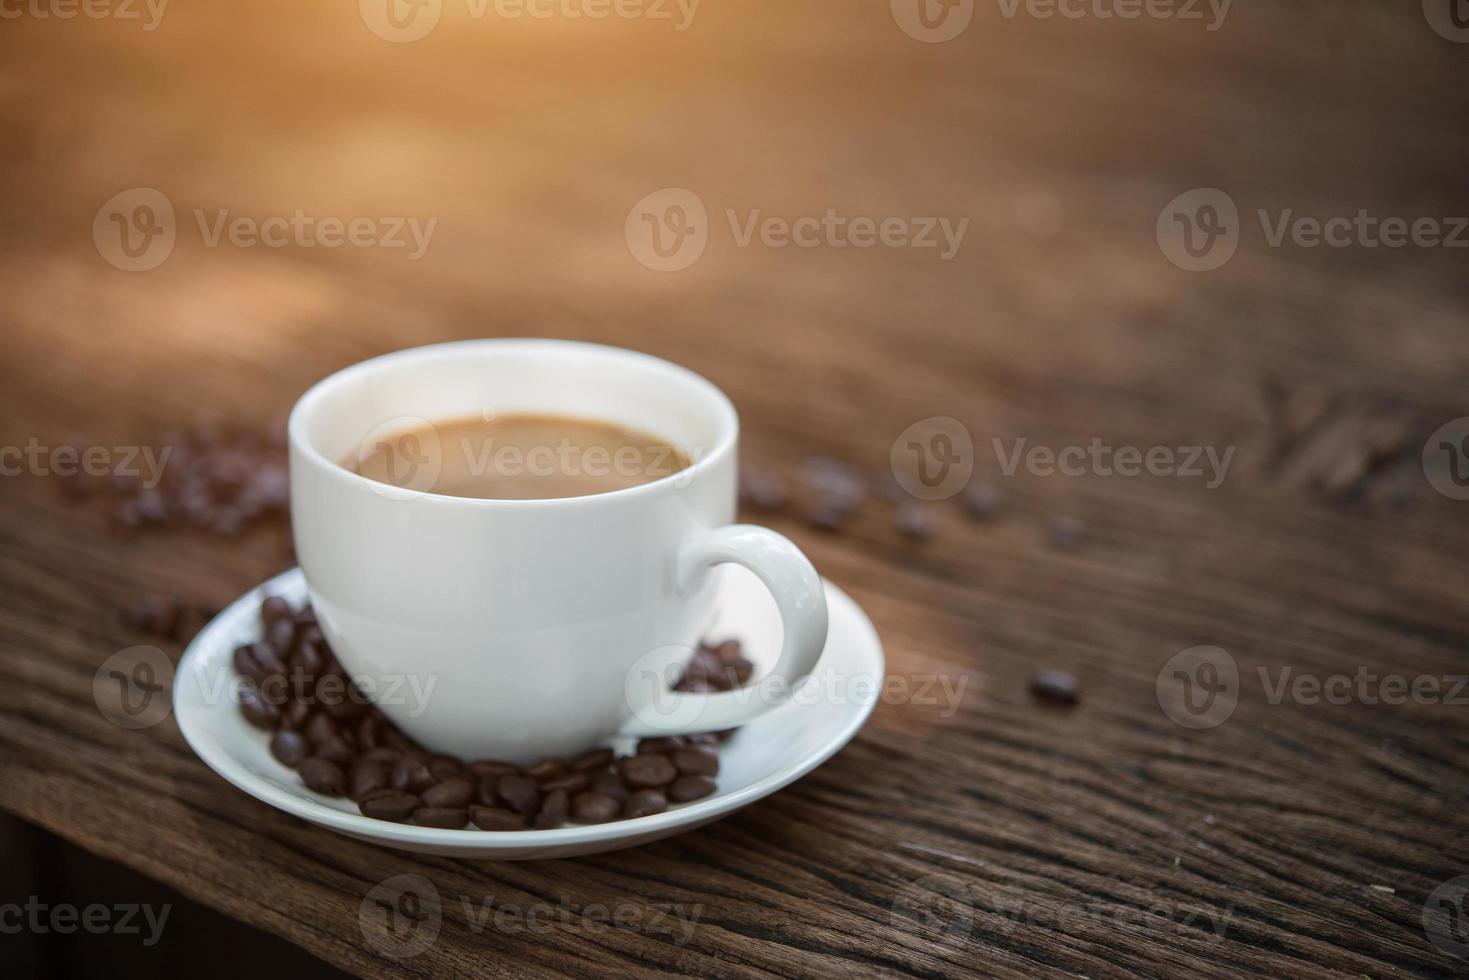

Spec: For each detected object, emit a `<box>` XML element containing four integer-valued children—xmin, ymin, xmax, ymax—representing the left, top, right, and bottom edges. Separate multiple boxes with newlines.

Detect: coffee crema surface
<box><xmin>347</xmin><ymin>414</ymin><xmax>691</xmax><ymax>500</ymax></box>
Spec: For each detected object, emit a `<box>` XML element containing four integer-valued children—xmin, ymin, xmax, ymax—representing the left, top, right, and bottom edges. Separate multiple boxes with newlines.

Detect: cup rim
<box><xmin>287</xmin><ymin>338</ymin><xmax>739</xmax><ymax>509</ymax></box>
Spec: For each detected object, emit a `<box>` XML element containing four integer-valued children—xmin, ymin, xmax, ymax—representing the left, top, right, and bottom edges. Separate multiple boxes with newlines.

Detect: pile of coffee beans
<box><xmin>235</xmin><ymin>595</ymin><xmax>754</xmax><ymax>831</ymax></box>
<box><xmin>60</xmin><ymin>422</ymin><xmax>289</xmax><ymax>536</ymax></box>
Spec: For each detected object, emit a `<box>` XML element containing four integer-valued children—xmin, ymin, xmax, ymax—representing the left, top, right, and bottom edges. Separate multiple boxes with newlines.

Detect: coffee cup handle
<box><xmin>619</xmin><ymin>524</ymin><xmax>829</xmax><ymax>737</ymax></box>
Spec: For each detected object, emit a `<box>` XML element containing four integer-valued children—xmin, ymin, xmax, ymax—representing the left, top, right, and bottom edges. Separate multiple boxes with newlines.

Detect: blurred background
<box><xmin>2</xmin><ymin>1</ymin><xmax>1467</xmax><ymax>975</ymax></box>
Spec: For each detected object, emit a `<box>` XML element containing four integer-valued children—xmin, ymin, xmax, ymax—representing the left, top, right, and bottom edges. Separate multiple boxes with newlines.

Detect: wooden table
<box><xmin>2</xmin><ymin>1</ymin><xmax>1467</xmax><ymax>975</ymax></box>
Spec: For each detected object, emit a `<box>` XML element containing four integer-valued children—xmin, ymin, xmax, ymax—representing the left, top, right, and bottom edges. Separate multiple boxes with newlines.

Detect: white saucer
<box><xmin>174</xmin><ymin>566</ymin><xmax>883</xmax><ymax>859</ymax></box>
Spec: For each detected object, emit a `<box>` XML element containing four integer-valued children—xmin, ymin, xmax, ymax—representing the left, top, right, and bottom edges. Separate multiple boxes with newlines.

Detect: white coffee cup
<box><xmin>288</xmin><ymin>339</ymin><xmax>828</xmax><ymax>763</ymax></box>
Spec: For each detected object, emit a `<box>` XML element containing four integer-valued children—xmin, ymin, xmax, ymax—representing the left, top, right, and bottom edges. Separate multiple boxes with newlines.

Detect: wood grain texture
<box><xmin>2</xmin><ymin>1</ymin><xmax>1468</xmax><ymax>976</ymax></box>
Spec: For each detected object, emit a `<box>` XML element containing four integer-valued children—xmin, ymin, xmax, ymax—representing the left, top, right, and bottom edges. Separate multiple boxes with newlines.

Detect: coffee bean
<box><xmin>355</xmin><ymin>713</ymin><xmax>381</xmax><ymax>749</ymax></box>
<box><xmin>671</xmin><ymin>747</ymin><xmax>719</xmax><ymax>777</ymax></box>
<box><xmin>413</xmin><ymin>806</ymin><xmax>468</xmax><ymax>829</ymax></box>
<box><xmin>636</xmin><ymin>736</ymin><xmax>684</xmax><ymax>755</ymax></box>
<box><xmin>233</xmin><ymin>644</ymin><xmax>267</xmax><ymax>683</ymax></box>
<box><xmin>805</xmin><ymin>496</ymin><xmax>854</xmax><ymax>532</ymax></box>
<box><xmin>475</xmin><ymin>776</ymin><xmax>501</xmax><ymax>807</ymax></box>
<box><xmin>588</xmin><ymin>769</ymin><xmax>628</xmax><ymax>803</ymax></box>
<box><xmin>668</xmin><ymin>775</ymin><xmax>716</xmax><ymax>803</ymax></box>
<box><xmin>570</xmin><ymin>792</ymin><xmax>620</xmax><ymax>823</ymax></box>
<box><xmin>711</xmin><ymin>640</ymin><xmax>742</xmax><ymax>664</ymax></box>
<box><xmin>569</xmin><ymin>748</ymin><xmax>614</xmax><ymax>772</ymax></box>
<box><xmin>470</xmin><ymin>806</ymin><xmax>527</xmax><ymax>831</ymax></box>
<box><xmin>539</xmin><ymin>772</ymin><xmax>589</xmax><ymax>795</ymax></box>
<box><xmin>299</xmin><ymin>758</ymin><xmax>345</xmax><ymax>796</ymax></box>
<box><xmin>359</xmin><ymin>790</ymin><xmax>419</xmax><ymax>822</ymax></box>
<box><xmin>496</xmin><ymin>775</ymin><xmax>541</xmax><ymax>816</ymax></box>
<box><xmin>421</xmin><ymin>778</ymin><xmax>474</xmax><ymax>808</ymax></box>
<box><xmin>304</xmin><ymin>713</ymin><xmax>336</xmax><ymax>746</ymax></box>
<box><xmin>894</xmin><ymin>502</ymin><xmax>935</xmax><ymax>540</ymax></box>
<box><xmin>428</xmin><ymin>756</ymin><xmax>463</xmax><ymax>780</ymax></box>
<box><xmin>468</xmin><ymin>759</ymin><xmax>519</xmax><ymax>779</ymax></box>
<box><xmin>685</xmin><ymin>732</ymin><xmax>719</xmax><ymax>749</ymax></box>
<box><xmin>123</xmin><ymin>594</ymin><xmax>182</xmax><ymax>640</ymax></box>
<box><xmin>1030</xmin><ymin>670</ymin><xmax>1079</xmax><ymax>706</ymax></box>
<box><xmin>739</xmin><ymin>468</ymin><xmax>789</xmax><ymax>510</ymax></box>
<box><xmin>281</xmin><ymin>699</ymin><xmax>311</xmax><ymax>730</ymax></box>
<box><xmin>960</xmin><ymin>482</ymin><xmax>1003</xmax><ymax>520</ymax></box>
<box><xmin>260</xmin><ymin>595</ymin><xmax>292</xmax><ymax>626</ymax></box>
<box><xmin>620</xmin><ymin>754</ymin><xmax>677</xmax><ymax>788</ymax></box>
<box><xmin>266</xmin><ymin>616</ymin><xmax>295</xmax><ymax>656</ymax></box>
<box><xmin>524</xmin><ymin>759</ymin><xmax>565</xmax><ymax>783</ymax></box>
<box><xmin>317</xmin><ymin>736</ymin><xmax>355</xmax><ymax>767</ymax></box>
<box><xmin>532</xmin><ymin>789</ymin><xmax>569</xmax><ymax>830</ymax></box>
<box><xmin>1049</xmin><ymin>516</ymin><xmax>1084</xmax><ymax>550</ymax></box>
<box><xmin>347</xmin><ymin>758</ymin><xmax>390</xmax><ymax>799</ymax></box>
<box><xmin>623</xmin><ymin>789</ymin><xmax>668</xmax><ymax>819</ymax></box>
<box><xmin>391</xmin><ymin>756</ymin><xmax>436</xmax><ymax>793</ymax></box>
<box><xmin>269</xmin><ymin>730</ymin><xmax>308</xmax><ymax>769</ymax></box>
<box><xmin>361</xmin><ymin>746</ymin><xmax>402</xmax><ymax>765</ymax></box>
<box><xmin>237</xmin><ymin>683</ymin><xmax>281</xmax><ymax>730</ymax></box>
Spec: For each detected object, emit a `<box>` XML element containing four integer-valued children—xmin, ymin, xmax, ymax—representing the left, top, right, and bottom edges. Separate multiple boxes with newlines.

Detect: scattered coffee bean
<box><xmin>1049</xmin><ymin>516</ymin><xmax>1084</xmax><ymax>549</ymax></box>
<box><xmin>570</xmin><ymin>792</ymin><xmax>620</xmax><ymax>823</ymax></box>
<box><xmin>804</xmin><ymin>496</ymin><xmax>854</xmax><ymax>533</ymax></box>
<box><xmin>468</xmin><ymin>759</ymin><xmax>519</xmax><ymax>779</ymax></box>
<box><xmin>359</xmin><ymin>790</ymin><xmax>419</xmax><ymax>822</ymax></box>
<box><xmin>281</xmin><ymin>699</ymin><xmax>311</xmax><ymax>731</ymax></box>
<box><xmin>421</xmin><ymin>778</ymin><xmax>474</xmax><ymax>808</ymax></box>
<box><xmin>539</xmin><ymin>772</ymin><xmax>589</xmax><ymax>795</ymax></box>
<box><xmin>304</xmin><ymin>713</ymin><xmax>337</xmax><ymax>746</ymax></box>
<box><xmin>121</xmin><ymin>594</ymin><xmax>183</xmax><ymax>641</ymax></box>
<box><xmin>317</xmin><ymin>736</ymin><xmax>355</xmax><ymax>767</ymax></box>
<box><xmin>620</xmin><ymin>754</ymin><xmax>677</xmax><ymax>788</ymax></box>
<box><xmin>1030</xmin><ymin>670</ymin><xmax>1080</xmax><ymax>706</ymax></box>
<box><xmin>894</xmin><ymin>502</ymin><xmax>935</xmax><ymax>540</ymax></box>
<box><xmin>623</xmin><ymin>789</ymin><xmax>668</xmax><ymax>819</ymax></box>
<box><xmin>428</xmin><ymin>756</ymin><xmax>463</xmax><ymax>780</ymax></box>
<box><xmin>237</xmin><ymin>683</ymin><xmax>281</xmax><ymax>730</ymax></box>
<box><xmin>299</xmin><ymin>758</ymin><xmax>345</xmax><ymax>796</ymax></box>
<box><xmin>959</xmin><ymin>482</ymin><xmax>1003</xmax><ymax>520</ymax></box>
<box><xmin>739</xmin><ymin>468</ymin><xmax>789</xmax><ymax>511</ymax></box>
<box><xmin>413</xmin><ymin>806</ymin><xmax>468</xmax><ymax>829</ymax></box>
<box><xmin>668</xmin><ymin>775</ymin><xmax>717</xmax><ymax>803</ymax></box>
<box><xmin>496</xmin><ymin>774</ymin><xmax>541</xmax><ymax>816</ymax></box>
<box><xmin>471</xmin><ymin>806</ymin><xmax>527</xmax><ymax>831</ymax></box>
<box><xmin>588</xmin><ymin>769</ymin><xmax>629</xmax><ymax>804</ymax></box>
<box><xmin>269</xmin><ymin>730</ymin><xmax>308</xmax><ymax>769</ymax></box>
<box><xmin>532</xmin><ymin>789</ymin><xmax>570</xmax><ymax>830</ymax></box>
<box><xmin>672</xmin><ymin>747</ymin><xmax>719</xmax><ymax>777</ymax></box>
<box><xmin>260</xmin><ymin>595</ymin><xmax>292</xmax><ymax>626</ymax></box>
